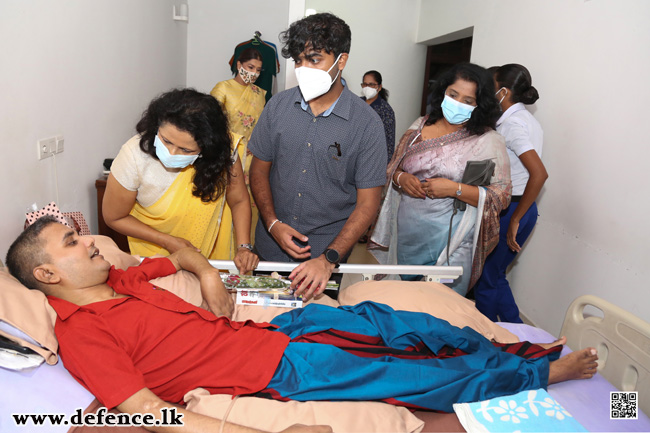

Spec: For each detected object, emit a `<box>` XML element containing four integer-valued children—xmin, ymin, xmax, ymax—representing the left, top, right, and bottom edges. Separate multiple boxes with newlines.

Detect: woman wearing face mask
<box><xmin>371</xmin><ymin>63</ymin><xmax>511</xmax><ymax>296</ymax></box>
<box><xmin>361</xmin><ymin>70</ymin><xmax>396</xmax><ymax>162</ymax></box>
<box><xmin>473</xmin><ymin>64</ymin><xmax>548</xmax><ymax>322</ymax></box>
<box><xmin>358</xmin><ymin>70</ymin><xmax>396</xmax><ymax>244</ymax></box>
<box><xmin>210</xmin><ymin>48</ymin><xmax>266</xmax><ymax>247</ymax></box>
<box><xmin>103</xmin><ymin>88</ymin><xmax>259</xmax><ymax>275</ymax></box>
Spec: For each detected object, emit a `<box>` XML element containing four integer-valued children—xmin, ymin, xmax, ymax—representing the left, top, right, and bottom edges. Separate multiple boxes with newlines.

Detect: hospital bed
<box><xmin>1</xmin><ymin>238</ymin><xmax>649</xmax><ymax>432</ymax></box>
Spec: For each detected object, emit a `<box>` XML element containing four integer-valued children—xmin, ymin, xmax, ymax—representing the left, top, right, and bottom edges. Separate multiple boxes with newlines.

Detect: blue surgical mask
<box><xmin>153</xmin><ymin>135</ymin><xmax>199</xmax><ymax>169</ymax></box>
<box><xmin>441</xmin><ymin>94</ymin><xmax>476</xmax><ymax>125</ymax></box>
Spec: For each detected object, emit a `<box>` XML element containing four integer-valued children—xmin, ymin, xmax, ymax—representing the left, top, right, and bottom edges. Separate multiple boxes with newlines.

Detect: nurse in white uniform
<box><xmin>474</xmin><ymin>64</ymin><xmax>548</xmax><ymax>323</ymax></box>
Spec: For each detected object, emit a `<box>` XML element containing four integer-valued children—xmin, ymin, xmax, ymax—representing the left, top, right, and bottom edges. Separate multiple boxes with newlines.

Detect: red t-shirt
<box><xmin>48</xmin><ymin>258</ymin><xmax>289</xmax><ymax>409</ymax></box>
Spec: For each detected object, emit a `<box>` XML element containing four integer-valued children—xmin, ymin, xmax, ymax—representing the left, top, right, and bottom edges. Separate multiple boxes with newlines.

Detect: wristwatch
<box><xmin>455</xmin><ymin>183</ymin><xmax>462</xmax><ymax>197</ymax></box>
<box><xmin>324</xmin><ymin>248</ymin><xmax>340</xmax><ymax>265</ymax></box>
<box><xmin>238</xmin><ymin>243</ymin><xmax>253</xmax><ymax>251</ymax></box>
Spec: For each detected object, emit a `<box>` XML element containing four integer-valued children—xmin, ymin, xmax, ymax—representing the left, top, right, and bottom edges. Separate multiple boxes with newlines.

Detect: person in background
<box><xmin>361</xmin><ymin>70</ymin><xmax>396</xmax><ymax>162</ymax></box>
<box><xmin>103</xmin><ymin>89</ymin><xmax>259</xmax><ymax>274</ymax></box>
<box><xmin>474</xmin><ymin>64</ymin><xmax>548</xmax><ymax>323</ymax></box>
<box><xmin>371</xmin><ymin>63</ymin><xmax>510</xmax><ymax>297</ymax></box>
<box><xmin>211</xmin><ymin>48</ymin><xmax>266</xmax><ymax>252</ymax></box>
<box><xmin>248</xmin><ymin>13</ymin><xmax>387</xmax><ymax>300</ymax></box>
<box><xmin>358</xmin><ymin>70</ymin><xmax>396</xmax><ymax>244</ymax></box>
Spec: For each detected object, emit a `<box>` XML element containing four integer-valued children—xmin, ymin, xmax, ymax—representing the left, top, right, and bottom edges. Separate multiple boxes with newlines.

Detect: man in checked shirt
<box><xmin>249</xmin><ymin>13</ymin><xmax>387</xmax><ymax>300</ymax></box>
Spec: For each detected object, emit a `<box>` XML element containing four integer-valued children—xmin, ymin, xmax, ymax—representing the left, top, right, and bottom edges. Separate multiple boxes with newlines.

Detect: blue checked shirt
<box><xmin>249</xmin><ymin>85</ymin><xmax>387</xmax><ymax>261</ymax></box>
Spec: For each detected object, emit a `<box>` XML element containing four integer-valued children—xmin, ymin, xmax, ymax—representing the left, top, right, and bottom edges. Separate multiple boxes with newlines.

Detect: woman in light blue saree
<box><xmin>370</xmin><ymin>63</ymin><xmax>511</xmax><ymax>296</ymax></box>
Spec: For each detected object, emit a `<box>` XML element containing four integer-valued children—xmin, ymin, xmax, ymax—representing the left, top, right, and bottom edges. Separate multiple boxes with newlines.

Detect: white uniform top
<box><xmin>496</xmin><ymin>103</ymin><xmax>544</xmax><ymax>196</ymax></box>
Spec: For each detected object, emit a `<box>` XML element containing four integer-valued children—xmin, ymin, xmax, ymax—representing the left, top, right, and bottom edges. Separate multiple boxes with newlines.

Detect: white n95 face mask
<box><xmin>361</xmin><ymin>87</ymin><xmax>378</xmax><ymax>100</ymax></box>
<box><xmin>295</xmin><ymin>54</ymin><xmax>342</xmax><ymax>102</ymax></box>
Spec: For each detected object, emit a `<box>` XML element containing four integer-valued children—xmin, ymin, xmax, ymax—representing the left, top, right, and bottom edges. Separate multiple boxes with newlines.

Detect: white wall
<box><xmin>417</xmin><ymin>0</ymin><xmax>650</xmax><ymax>334</ymax></box>
<box><xmin>305</xmin><ymin>0</ymin><xmax>426</xmax><ymax>139</ymax></box>
<box><xmin>4</xmin><ymin>1</ymin><xmax>647</xmax><ymax>336</ymax></box>
<box><xmin>186</xmin><ymin>0</ymin><xmax>291</xmax><ymax>94</ymax></box>
<box><xmin>0</xmin><ymin>0</ymin><xmax>187</xmax><ymax>258</ymax></box>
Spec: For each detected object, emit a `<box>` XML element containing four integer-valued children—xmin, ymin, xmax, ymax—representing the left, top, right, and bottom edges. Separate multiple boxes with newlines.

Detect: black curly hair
<box><xmin>136</xmin><ymin>88</ymin><xmax>233</xmax><ymax>202</ymax></box>
<box><xmin>494</xmin><ymin>63</ymin><xmax>540</xmax><ymax>105</ymax></box>
<box><xmin>426</xmin><ymin>63</ymin><xmax>500</xmax><ymax>136</ymax></box>
<box><xmin>280</xmin><ymin>12</ymin><xmax>351</xmax><ymax>60</ymax></box>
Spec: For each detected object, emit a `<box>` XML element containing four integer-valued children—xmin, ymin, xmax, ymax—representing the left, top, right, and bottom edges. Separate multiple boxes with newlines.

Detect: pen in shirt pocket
<box><xmin>329</xmin><ymin>142</ymin><xmax>342</xmax><ymax>159</ymax></box>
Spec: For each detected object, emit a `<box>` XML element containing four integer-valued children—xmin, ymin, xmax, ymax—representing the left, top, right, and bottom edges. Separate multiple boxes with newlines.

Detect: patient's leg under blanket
<box><xmin>256</xmin><ymin>302</ymin><xmax>561</xmax><ymax>413</ymax></box>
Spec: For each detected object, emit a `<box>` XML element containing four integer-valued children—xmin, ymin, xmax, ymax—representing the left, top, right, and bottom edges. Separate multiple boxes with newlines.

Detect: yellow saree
<box><xmin>210</xmin><ymin>79</ymin><xmax>266</xmax><ymax>243</ymax></box>
<box><xmin>129</xmin><ymin>133</ymin><xmax>244</xmax><ymax>260</ymax></box>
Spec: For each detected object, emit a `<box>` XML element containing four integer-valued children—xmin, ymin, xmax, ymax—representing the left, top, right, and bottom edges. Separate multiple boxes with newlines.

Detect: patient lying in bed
<box><xmin>5</xmin><ymin>217</ymin><xmax>599</xmax><ymax>433</ymax></box>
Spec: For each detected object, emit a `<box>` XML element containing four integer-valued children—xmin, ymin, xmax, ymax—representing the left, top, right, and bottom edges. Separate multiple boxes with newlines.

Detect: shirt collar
<box><xmin>47</xmin><ymin>295</ymin><xmax>81</xmax><ymax>321</ymax></box>
<box><xmin>369</xmin><ymin>97</ymin><xmax>383</xmax><ymax>108</ymax></box>
<box><xmin>496</xmin><ymin>102</ymin><xmax>526</xmax><ymax>126</ymax></box>
<box><xmin>297</xmin><ymin>78</ymin><xmax>351</xmax><ymax>119</ymax></box>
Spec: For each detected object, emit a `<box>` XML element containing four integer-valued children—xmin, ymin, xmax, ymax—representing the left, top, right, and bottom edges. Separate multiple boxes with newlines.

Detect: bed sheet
<box><xmin>0</xmin><ymin>361</ymin><xmax>94</xmax><ymax>433</ymax></box>
<box><xmin>2</xmin><ymin>319</ymin><xmax>649</xmax><ymax>433</ymax></box>
<box><xmin>499</xmin><ymin>322</ymin><xmax>650</xmax><ymax>432</ymax></box>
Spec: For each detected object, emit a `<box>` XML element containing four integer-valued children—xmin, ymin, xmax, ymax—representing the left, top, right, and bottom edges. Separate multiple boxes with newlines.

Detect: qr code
<box><xmin>611</xmin><ymin>391</ymin><xmax>638</xmax><ymax>419</ymax></box>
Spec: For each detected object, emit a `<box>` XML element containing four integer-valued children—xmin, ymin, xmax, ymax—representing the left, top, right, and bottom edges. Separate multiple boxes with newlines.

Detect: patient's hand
<box><xmin>169</xmin><ymin>247</ymin><xmax>234</xmax><ymax>317</ymax></box>
<box><xmin>278</xmin><ymin>424</ymin><xmax>333</xmax><ymax>433</ymax></box>
<box><xmin>163</xmin><ymin>235</ymin><xmax>200</xmax><ymax>254</ymax></box>
<box><xmin>199</xmin><ymin>270</ymin><xmax>234</xmax><ymax>318</ymax></box>
<box><xmin>234</xmin><ymin>247</ymin><xmax>259</xmax><ymax>274</ymax></box>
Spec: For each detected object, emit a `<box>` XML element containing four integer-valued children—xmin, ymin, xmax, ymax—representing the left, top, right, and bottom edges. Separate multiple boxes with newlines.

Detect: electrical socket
<box><xmin>55</xmin><ymin>135</ymin><xmax>64</xmax><ymax>153</ymax></box>
<box><xmin>37</xmin><ymin>137</ymin><xmax>56</xmax><ymax>160</ymax></box>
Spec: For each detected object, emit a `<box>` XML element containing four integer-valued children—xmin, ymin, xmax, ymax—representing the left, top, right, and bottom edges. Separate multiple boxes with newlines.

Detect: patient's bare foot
<box><xmin>538</xmin><ymin>336</ymin><xmax>567</xmax><ymax>350</ymax></box>
<box><xmin>548</xmin><ymin>347</ymin><xmax>598</xmax><ymax>384</ymax></box>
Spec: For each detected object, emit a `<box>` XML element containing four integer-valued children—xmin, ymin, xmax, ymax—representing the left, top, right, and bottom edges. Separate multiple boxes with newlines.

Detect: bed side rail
<box><xmin>560</xmin><ymin>295</ymin><xmax>650</xmax><ymax>416</ymax></box>
<box><xmin>208</xmin><ymin>260</ymin><xmax>463</xmax><ymax>284</ymax></box>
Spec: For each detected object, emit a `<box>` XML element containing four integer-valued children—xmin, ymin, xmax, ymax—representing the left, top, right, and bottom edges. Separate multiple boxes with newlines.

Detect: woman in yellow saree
<box><xmin>210</xmin><ymin>48</ymin><xmax>266</xmax><ymax>247</ymax></box>
<box><xmin>103</xmin><ymin>89</ymin><xmax>258</xmax><ymax>275</ymax></box>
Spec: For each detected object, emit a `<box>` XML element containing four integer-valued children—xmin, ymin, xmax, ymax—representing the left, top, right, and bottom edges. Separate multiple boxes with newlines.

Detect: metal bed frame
<box><xmin>208</xmin><ymin>260</ymin><xmax>463</xmax><ymax>284</ymax></box>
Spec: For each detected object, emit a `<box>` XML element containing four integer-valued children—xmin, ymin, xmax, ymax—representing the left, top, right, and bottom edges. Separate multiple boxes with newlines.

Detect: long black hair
<box><xmin>426</xmin><ymin>62</ymin><xmax>500</xmax><ymax>136</ymax></box>
<box><xmin>363</xmin><ymin>70</ymin><xmax>389</xmax><ymax>101</ymax></box>
<box><xmin>136</xmin><ymin>88</ymin><xmax>233</xmax><ymax>202</ymax></box>
<box><xmin>494</xmin><ymin>63</ymin><xmax>539</xmax><ymax>105</ymax></box>
<box><xmin>280</xmin><ymin>12</ymin><xmax>351</xmax><ymax>59</ymax></box>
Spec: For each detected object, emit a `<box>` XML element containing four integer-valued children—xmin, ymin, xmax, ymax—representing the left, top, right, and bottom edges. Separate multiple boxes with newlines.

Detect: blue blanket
<box><xmin>453</xmin><ymin>388</ymin><xmax>587</xmax><ymax>432</ymax></box>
